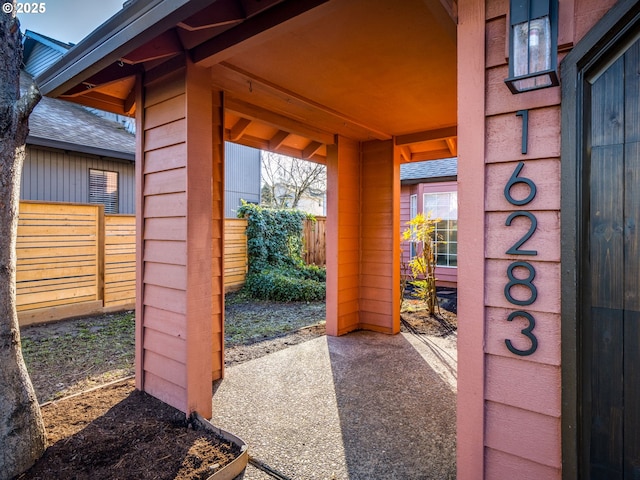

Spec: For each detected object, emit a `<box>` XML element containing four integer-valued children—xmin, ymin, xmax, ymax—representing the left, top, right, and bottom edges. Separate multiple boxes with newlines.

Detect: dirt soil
<box><xmin>17</xmin><ymin>294</ymin><xmax>327</xmax><ymax>480</ymax></box>
<box><xmin>17</xmin><ymin>291</ymin><xmax>455</xmax><ymax>480</ymax></box>
<box><xmin>18</xmin><ymin>380</ymin><xmax>240</xmax><ymax>480</ymax></box>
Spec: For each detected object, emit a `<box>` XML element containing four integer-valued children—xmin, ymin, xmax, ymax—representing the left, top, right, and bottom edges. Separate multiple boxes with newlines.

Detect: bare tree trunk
<box><xmin>0</xmin><ymin>6</ymin><xmax>46</xmax><ymax>478</ymax></box>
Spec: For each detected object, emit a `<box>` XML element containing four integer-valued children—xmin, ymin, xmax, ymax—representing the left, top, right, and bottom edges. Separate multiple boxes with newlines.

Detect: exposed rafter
<box><xmin>121</xmin><ymin>29</ymin><xmax>184</xmax><ymax>64</ymax></box>
<box><xmin>59</xmin><ymin>62</ymin><xmax>141</xmax><ymax>96</ymax></box>
<box><xmin>225</xmin><ymin>97</ymin><xmax>335</xmax><ymax>146</ymax></box>
<box><xmin>177</xmin><ymin>0</ymin><xmax>245</xmax><ymax>31</ymax></box>
<box><xmin>302</xmin><ymin>141</ymin><xmax>323</xmax><ymax>159</ymax></box>
<box><xmin>395</xmin><ymin>126</ymin><xmax>457</xmax><ymax>146</ymax></box>
<box><xmin>229</xmin><ymin>117</ymin><xmax>252</xmax><ymax>141</ymax></box>
<box><xmin>216</xmin><ymin>62</ymin><xmax>391</xmax><ymax>141</ymax></box>
<box><xmin>269</xmin><ymin>130</ymin><xmax>290</xmax><ymax>150</ymax></box>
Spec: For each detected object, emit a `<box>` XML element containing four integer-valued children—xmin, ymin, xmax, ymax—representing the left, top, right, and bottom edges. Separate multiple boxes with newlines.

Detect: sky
<box><xmin>16</xmin><ymin>0</ymin><xmax>124</xmax><ymax>44</ymax></box>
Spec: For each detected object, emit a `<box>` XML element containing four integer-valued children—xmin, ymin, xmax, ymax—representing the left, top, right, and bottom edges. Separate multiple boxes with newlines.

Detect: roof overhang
<box><xmin>37</xmin><ymin>0</ymin><xmax>458</xmax><ymax>163</ymax></box>
<box><xmin>27</xmin><ymin>136</ymin><xmax>135</xmax><ymax>162</ymax></box>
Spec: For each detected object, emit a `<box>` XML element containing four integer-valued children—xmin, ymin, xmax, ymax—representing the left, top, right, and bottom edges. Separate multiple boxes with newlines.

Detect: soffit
<box><xmin>40</xmin><ymin>0</ymin><xmax>458</xmax><ymax>163</ymax></box>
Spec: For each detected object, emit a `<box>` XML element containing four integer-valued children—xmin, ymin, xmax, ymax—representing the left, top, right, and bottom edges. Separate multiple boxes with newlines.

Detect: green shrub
<box><xmin>237</xmin><ymin>202</ymin><xmax>308</xmax><ymax>273</ymax></box>
<box><xmin>237</xmin><ymin>202</ymin><xmax>326</xmax><ymax>301</ymax></box>
<box><xmin>244</xmin><ymin>268</ymin><xmax>325</xmax><ymax>302</ymax></box>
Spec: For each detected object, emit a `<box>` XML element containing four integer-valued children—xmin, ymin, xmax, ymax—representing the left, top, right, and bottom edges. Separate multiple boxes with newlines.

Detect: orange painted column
<box><xmin>359</xmin><ymin>139</ymin><xmax>400</xmax><ymax>334</ymax></box>
<box><xmin>456</xmin><ymin>0</ymin><xmax>487</xmax><ymax>476</ymax></box>
<box><xmin>134</xmin><ymin>58</ymin><xmax>223</xmax><ymax>418</ymax></box>
<box><xmin>326</xmin><ymin>137</ymin><xmax>400</xmax><ymax>336</ymax></box>
<box><xmin>326</xmin><ymin>136</ymin><xmax>360</xmax><ymax>336</ymax></box>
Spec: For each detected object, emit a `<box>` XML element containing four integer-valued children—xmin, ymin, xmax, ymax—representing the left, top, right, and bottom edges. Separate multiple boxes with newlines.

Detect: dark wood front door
<box><xmin>580</xmin><ymin>33</ymin><xmax>640</xmax><ymax>479</ymax></box>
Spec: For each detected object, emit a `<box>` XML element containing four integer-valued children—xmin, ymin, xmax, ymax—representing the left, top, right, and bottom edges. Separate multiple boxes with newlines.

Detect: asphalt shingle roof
<box><xmin>21</xmin><ymin>74</ymin><xmax>135</xmax><ymax>159</ymax></box>
<box><xmin>400</xmin><ymin>157</ymin><xmax>457</xmax><ymax>182</ymax></box>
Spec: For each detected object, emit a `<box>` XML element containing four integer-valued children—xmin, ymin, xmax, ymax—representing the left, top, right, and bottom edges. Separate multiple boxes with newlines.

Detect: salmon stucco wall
<box><xmin>457</xmin><ymin>0</ymin><xmax>618</xmax><ymax>477</ymax></box>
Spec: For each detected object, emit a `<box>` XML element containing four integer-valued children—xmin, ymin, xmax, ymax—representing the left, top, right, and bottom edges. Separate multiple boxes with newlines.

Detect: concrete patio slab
<box><xmin>211</xmin><ymin>330</ymin><xmax>456</xmax><ymax>480</ymax></box>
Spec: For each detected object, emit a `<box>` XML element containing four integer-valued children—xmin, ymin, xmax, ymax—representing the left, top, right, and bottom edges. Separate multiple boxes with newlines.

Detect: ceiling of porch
<box><xmin>38</xmin><ymin>0</ymin><xmax>458</xmax><ymax>164</ymax></box>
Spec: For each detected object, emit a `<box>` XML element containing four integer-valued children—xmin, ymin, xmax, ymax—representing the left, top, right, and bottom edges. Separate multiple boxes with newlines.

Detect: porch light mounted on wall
<box><xmin>505</xmin><ymin>0</ymin><xmax>559</xmax><ymax>94</ymax></box>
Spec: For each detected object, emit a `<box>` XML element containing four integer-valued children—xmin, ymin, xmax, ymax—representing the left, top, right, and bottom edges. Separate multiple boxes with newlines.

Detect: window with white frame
<box><xmin>423</xmin><ymin>191</ymin><xmax>457</xmax><ymax>267</ymax></box>
<box><xmin>89</xmin><ymin>169</ymin><xmax>119</xmax><ymax>214</ymax></box>
<box><xmin>409</xmin><ymin>194</ymin><xmax>418</xmax><ymax>258</ymax></box>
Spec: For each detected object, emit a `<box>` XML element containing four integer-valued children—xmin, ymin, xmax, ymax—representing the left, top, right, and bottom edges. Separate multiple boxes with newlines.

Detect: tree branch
<box><xmin>17</xmin><ymin>81</ymin><xmax>41</xmax><ymax>121</ymax></box>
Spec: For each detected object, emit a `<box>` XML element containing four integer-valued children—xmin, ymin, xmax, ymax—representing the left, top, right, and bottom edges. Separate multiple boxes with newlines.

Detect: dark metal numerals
<box><xmin>505</xmin><ymin>211</ymin><xmax>538</xmax><ymax>255</ymax></box>
<box><xmin>503</xmin><ymin>160</ymin><xmax>538</xmax><ymax>356</ymax></box>
<box><xmin>504</xmin><ymin>161</ymin><xmax>537</xmax><ymax>206</ymax></box>
<box><xmin>505</xmin><ymin>311</ymin><xmax>538</xmax><ymax>356</ymax></box>
<box><xmin>504</xmin><ymin>262</ymin><xmax>538</xmax><ymax>306</ymax></box>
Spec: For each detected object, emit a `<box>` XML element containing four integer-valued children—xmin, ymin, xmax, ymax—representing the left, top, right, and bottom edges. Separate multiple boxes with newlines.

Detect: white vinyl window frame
<box><xmin>423</xmin><ymin>191</ymin><xmax>458</xmax><ymax>267</ymax></box>
<box><xmin>409</xmin><ymin>194</ymin><xmax>418</xmax><ymax>258</ymax></box>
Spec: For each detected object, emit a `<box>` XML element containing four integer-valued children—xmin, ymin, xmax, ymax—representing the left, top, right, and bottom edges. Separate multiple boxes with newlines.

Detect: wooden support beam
<box><xmin>122</xmin><ymin>30</ymin><xmax>184</xmax><ymax>65</ymax></box>
<box><xmin>225</xmin><ymin>97</ymin><xmax>335</xmax><ymax>145</ymax></box>
<box><xmin>229</xmin><ymin>117</ymin><xmax>252</xmax><ymax>141</ymax></box>
<box><xmin>191</xmin><ymin>0</ymin><xmax>330</xmax><ymax>66</ymax></box>
<box><xmin>61</xmin><ymin>63</ymin><xmax>141</xmax><ymax>96</ymax></box>
<box><xmin>411</xmin><ymin>148</ymin><xmax>455</xmax><ymax>162</ymax></box>
<box><xmin>229</xmin><ymin>133</ymin><xmax>326</xmax><ymax>164</ymax></box>
<box><xmin>177</xmin><ymin>0</ymin><xmax>245</xmax><ymax>31</ymax></box>
<box><xmin>218</xmin><ymin>62</ymin><xmax>391</xmax><ymax>141</ymax></box>
<box><xmin>395</xmin><ymin>126</ymin><xmax>458</xmax><ymax>145</ymax></box>
<box><xmin>400</xmin><ymin>146</ymin><xmax>413</xmax><ymax>162</ymax></box>
<box><xmin>124</xmin><ymin>87</ymin><xmax>136</xmax><ymax>115</ymax></box>
<box><xmin>446</xmin><ymin>137</ymin><xmax>457</xmax><ymax>156</ymax></box>
<box><xmin>61</xmin><ymin>92</ymin><xmax>126</xmax><ymax>115</ymax></box>
<box><xmin>302</xmin><ymin>141</ymin><xmax>323</xmax><ymax>159</ymax></box>
<box><xmin>268</xmin><ymin>130</ymin><xmax>290</xmax><ymax>150</ymax></box>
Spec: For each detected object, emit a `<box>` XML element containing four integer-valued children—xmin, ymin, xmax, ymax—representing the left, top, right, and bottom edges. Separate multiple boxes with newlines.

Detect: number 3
<box><xmin>505</xmin><ymin>311</ymin><xmax>538</xmax><ymax>356</ymax></box>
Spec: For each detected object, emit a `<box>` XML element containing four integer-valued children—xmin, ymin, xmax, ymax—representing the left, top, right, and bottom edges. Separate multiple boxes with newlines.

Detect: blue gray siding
<box><xmin>225</xmin><ymin>142</ymin><xmax>261</xmax><ymax>218</ymax></box>
<box><xmin>23</xmin><ymin>42</ymin><xmax>65</xmax><ymax>78</ymax></box>
<box><xmin>21</xmin><ymin>146</ymin><xmax>136</xmax><ymax>214</ymax></box>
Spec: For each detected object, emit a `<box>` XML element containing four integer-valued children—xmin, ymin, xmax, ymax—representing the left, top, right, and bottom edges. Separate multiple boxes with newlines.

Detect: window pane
<box><xmin>89</xmin><ymin>169</ymin><xmax>119</xmax><ymax>214</ymax></box>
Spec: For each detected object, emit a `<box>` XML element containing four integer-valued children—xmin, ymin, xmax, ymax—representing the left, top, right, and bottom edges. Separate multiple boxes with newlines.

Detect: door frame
<box><xmin>561</xmin><ymin>1</ymin><xmax>640</xmax><ymax>477</ymax></box>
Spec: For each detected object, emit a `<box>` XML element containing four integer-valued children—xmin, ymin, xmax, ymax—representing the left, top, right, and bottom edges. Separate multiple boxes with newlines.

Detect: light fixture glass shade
<box><xmin>505</xmin><ymin>0</ymin><xmax>559</xmax><ymax>94</ymax></box>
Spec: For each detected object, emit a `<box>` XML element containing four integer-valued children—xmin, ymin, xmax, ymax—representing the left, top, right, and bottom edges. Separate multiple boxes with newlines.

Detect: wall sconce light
<box><xmin>505</xmin><ymin>0</ymin><xmax>559</xmax><ymax>94</ymax></box>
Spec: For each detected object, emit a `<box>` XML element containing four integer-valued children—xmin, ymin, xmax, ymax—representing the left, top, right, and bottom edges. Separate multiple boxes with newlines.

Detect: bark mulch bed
<box><xmin>17</xmin><ymin>379</ymin><xmax>241</xmax><ymax>480</ymax></box>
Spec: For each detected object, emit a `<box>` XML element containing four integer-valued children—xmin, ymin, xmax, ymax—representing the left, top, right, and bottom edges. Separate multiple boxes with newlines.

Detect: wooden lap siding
<box><xmin>326</xmin><ymin>137</ymin><xmax>399</xmax><ymax>336</ymax></box>
<box><xmin>480</xmin><ymin>0</ymin><xmax>563</xmax><ymax>477</ymax></box>
<box><xmin>326</xmin><ymin>137</ymin><xmax>361</xmax><ymax>336</ymax></box>
<box><xmin>360</xmin><ymin>140</ymin><xmax>400</xmax><ymax>334</ymax></box>
<box><xmin>137</xmin><ymin>59</ymin><xmax>223</xmax><ymax>417</ymax></box>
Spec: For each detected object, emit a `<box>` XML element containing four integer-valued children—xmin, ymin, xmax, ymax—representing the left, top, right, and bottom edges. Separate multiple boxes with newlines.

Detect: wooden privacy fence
<box><xmin>16</xmin><ymin>202</ymin><xmax>249</xmax><ymax>325</ymax></box>
<box><xmin>15</xmin><ymin>203</ymin><xmax>327</xmax><ymax>325</ymax></box>
<box><xmin>17</xmin><ymin>201</ymin><xmax>104</xmax><ymax>325</ymax></box>
<box><xmin>304</xmin><ymin>216</ymin><xmax>326</xmax><ymax>266</ymax></box>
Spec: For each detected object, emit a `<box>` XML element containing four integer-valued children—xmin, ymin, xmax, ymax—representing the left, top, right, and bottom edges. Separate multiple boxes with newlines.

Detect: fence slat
<box><xmin>17</xmin><ymin>202</ymin><xmax>101</xmax><ymax>320</ymax></box>
<box><xmin>304</xmin><ymin>216</ymin><xmax>326</xmax><ymax>266</ymax></box>
<box><xmin>104</xmin><ymin>214</ymin><xmax>136</xmax><ymax>308</ymax></box>
<box><xmin>14</xmin><ymin>203</ymin><xmax>276</xmax><ymax>323</ymax></box>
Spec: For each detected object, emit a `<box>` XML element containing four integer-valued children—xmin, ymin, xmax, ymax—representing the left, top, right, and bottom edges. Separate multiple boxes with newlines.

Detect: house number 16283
<box><xmin>502</xmin><ymin>161</ymin><xmax>538</xmax><ymax>356</ymax></box>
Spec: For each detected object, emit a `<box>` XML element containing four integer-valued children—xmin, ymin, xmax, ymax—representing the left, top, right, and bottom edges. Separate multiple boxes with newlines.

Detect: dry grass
<box><xmin>21</xmin><ymin>293</ymin><xmax>326</xmax><ymax>403</ymax></box>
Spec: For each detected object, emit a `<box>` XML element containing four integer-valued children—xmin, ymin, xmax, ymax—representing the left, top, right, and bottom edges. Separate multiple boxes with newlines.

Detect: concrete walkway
<box><xmin>211</xmin><ymin>330</ymin><xmax>457</xmax><ymax>480</ymax></box>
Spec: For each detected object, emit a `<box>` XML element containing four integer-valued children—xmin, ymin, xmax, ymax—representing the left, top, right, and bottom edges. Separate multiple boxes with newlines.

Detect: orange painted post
<box><xmin>135</xmin><ymin>58</ymin><xmax>221</xmax><ymax>418</ymax></box>
<box><xmin>326</xmin><ymin>137</ymin><xmax>400</xmax><ymax>336</ymax></box>
<box><xmin>359</xmin><ymin>139</ymin><xmax>400</xmax><ymax>334</ymax></box>
<box><xmin>326</xmin><ymin>136</ymin><xmax>360</xmax><ymax>336</ymax></box>
<box><xmin>456</xmin><ymin>0</ymin><xmax>486</xmax><ymax>476</ymax></box>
